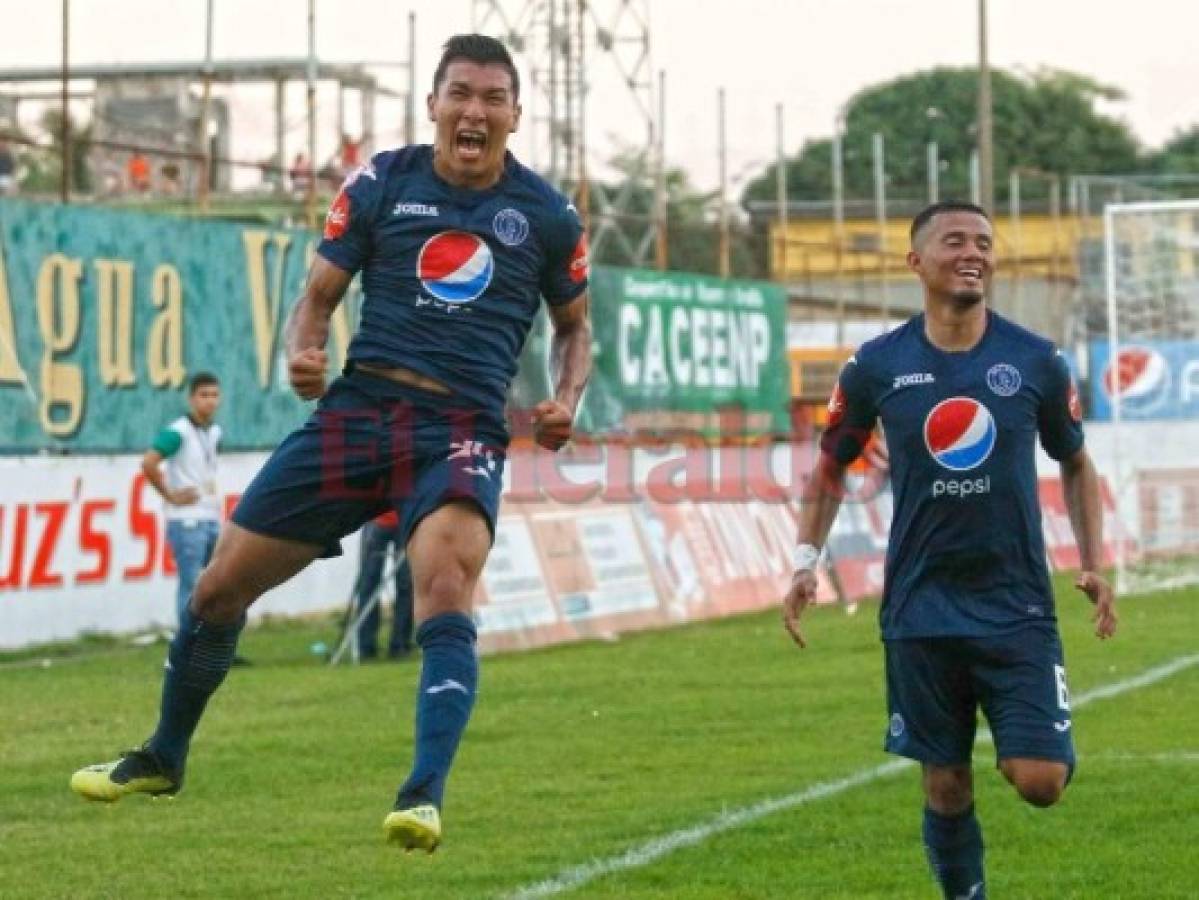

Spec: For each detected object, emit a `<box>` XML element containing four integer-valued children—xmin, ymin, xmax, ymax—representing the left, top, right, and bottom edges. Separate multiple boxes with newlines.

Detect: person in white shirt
<box><xmin>141</xmin><ymin>372</ymin><xmax>223</xmax><ymax>627</ymax></box>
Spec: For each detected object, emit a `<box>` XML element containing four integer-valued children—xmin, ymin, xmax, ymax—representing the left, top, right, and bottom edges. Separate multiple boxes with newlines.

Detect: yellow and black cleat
<box><xmin>383</xmin><ymin>804</ymin><xmax>441</xmax><ymax>853</ymax></box>
<box><xmin>70</xmin><ymin>747</ymin><xmax>181</xmax><ymax>802</ymax></box>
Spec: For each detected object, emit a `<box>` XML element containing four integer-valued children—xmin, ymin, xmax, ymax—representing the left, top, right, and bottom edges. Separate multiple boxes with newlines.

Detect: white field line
<box><xmin>1084</xmin><ymin>752</ymin><xmax>1199</xmax><ymax>764</ymax></box>
<box><xmin>507</xmin><ymin>653</ymin><xmax>1199</xmax><ymax>899</ymax></box>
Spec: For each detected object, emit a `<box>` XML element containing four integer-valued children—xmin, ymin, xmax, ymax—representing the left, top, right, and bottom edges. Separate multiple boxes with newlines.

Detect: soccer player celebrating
<box><xmin>783</xmin><ymin>201</ymin><xmax>1116</xmax><ymax>899</ymax></box>
<box><xmin>71</xmin><ymin>34</ymin><xmax>592</xmax><ymax>853</ymax></box>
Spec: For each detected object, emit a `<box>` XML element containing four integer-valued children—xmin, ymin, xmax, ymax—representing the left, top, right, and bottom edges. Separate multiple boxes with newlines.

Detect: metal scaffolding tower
<box><xmin>472</xmin><ymin>0</ymin><xmax>656</xmax><ymax>266</ymax></box>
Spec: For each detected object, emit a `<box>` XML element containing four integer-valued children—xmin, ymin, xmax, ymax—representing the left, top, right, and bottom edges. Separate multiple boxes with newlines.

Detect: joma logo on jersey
<box><xmin>393</xmin><ymin>202</ymin><xmax>439</xmax><ymax>216</ymax></box>
<box><xmin>893</xmin><ymin>372</ymin><xmax>935</xmax><ymax>389</ymax></box>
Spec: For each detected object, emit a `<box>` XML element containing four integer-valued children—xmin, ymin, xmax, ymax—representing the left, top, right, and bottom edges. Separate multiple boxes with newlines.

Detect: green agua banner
<box><xmin>0</xmin><ymin>200</ymin><xmax>788</xmax><ymax>451</ymax></box>
<box><xmin>0</xmin><ymin>198</ymin><xmax>345</xmax><ymax>451</ymax></box>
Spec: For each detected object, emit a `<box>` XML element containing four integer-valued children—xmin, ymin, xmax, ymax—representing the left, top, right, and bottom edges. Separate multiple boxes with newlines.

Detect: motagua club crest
<box><xmin>492</xmin><ymin>208</ymin><xmax>529</xmax><ymax>247</ymax></box>
<box><xmin>986</xmin><ymin>363</ymin><xmax>1021</xmax><ymax>397</ymax></box>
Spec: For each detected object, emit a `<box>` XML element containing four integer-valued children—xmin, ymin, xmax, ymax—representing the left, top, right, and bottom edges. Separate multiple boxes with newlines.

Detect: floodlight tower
<box><xmin>472</xmin><ymin>0</ymin><xmax>657</xmax><ymax>266</ymax></box>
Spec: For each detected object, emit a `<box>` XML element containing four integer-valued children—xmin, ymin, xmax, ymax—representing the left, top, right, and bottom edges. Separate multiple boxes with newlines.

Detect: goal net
<box><xmin>1101</xmin><ymin>199</ymin><xmax>1199</xmax><ymax>594</ymax></box>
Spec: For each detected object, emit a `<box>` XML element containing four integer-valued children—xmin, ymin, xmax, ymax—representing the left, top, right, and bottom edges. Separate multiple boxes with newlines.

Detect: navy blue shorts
<box><xmin>232</xmin><ymin>369</ymin><xmax>508</xmax><ymax>558</ymax></box>
<box><xmin>883</xmin><ymin>624</ymin><xmax>1075</xmax><ymax>768</ymax></box>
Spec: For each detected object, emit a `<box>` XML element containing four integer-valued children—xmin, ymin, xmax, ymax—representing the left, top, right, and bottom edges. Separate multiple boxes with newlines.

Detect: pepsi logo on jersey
<box><xmin>924</xmin><ymin>397</ymin><xmax>996</xmax><ymax>498</ymax></box>
<box><xmin>417</xmin><ymin>231</ymin><xmax>494</xmax><ymax>304</ymax></box>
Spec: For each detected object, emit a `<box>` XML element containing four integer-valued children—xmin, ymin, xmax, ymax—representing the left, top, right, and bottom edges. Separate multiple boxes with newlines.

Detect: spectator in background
<box><xmin>127</xmin><ymin>151</ymin><xmax>151</xmax><ymax>193</ymax></box>
<box><xmin>352</xmin><ymin>511</ymin><xmax>415</xmax><ymax>661</ymax></box>
<box><xmin>139</xmin><ymin>373</ymin><xmax>244</xmax><ymax>671</ymax></box>
<box><xmin>338</xmin><ymin>133</ymin><xmax>361</xmax><ymax>175</ymax></box>
<box><xmin>0</xmin><ymin>139</ymin><xmax>16</xmax><ymax>195</ymax></box>
<box><xmin>160</xmin><ymin>161</ymin><xmax>182</xmax><ymax>196</ymax></box>
<box><xmin>288</xmin><ymin>152</ymin><xmax>313</xmax><ymax>195</ymax></box>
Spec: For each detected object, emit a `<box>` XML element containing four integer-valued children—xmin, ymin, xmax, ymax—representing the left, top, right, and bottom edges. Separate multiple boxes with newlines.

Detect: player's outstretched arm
<box><xmin>534</xmin><ymin>292</ymin><xmax>592</xmax><ymax>452</ymax></box>
<box><xmin>1060</xmin><ymin>447</ymin><xmax>1117</xmax><ymax>639</ymax></box>
<box><xmin>285</xmin><ymin>256</ymin><xmax>353</xmax><ymax>400</ymax></box>
<box><xmin>784</xmin><ymin>450</ymin><xmax>849</xmax><ymax>649</ymax></box>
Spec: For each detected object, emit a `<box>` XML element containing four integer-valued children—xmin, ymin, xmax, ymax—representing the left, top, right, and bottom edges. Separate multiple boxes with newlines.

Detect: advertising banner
<box><xmin>1088</xmin><ymin>341</ymin><xmax>1199</xmax><ymax>421</ymax></box>
<box><xmin>0</xmin><ymin>453</ymin><xmax>359</xmax><ymax>648</ymax></box>
<box><xmin>1</xmin><ymin>448</ymin><xmax>840</xmax><ymax>652</ymax></box>
<box><xmin>1</xmin><ymin>201</ymin><xmax>790</xmax><ymax>452</ymax></box>
<box><xmin>1</xmin><ymin>447</ymin><xmax>1132</xmax><ymax>653</ymax></box>
<box><xmin>586</xmin><ymin>267</ymin><xmax>790</xmax><ymax>436</ymax></box>
<box><xmin>0</xmin><ymin>198</ymin><xmax>334</xmax><ymax>451</ymax></box>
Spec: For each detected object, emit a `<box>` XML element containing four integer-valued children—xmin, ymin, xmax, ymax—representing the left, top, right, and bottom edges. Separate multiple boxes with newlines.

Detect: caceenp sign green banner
<box><xmin>587</xmin><ymin>267</ymin><xmax>789</xmax><ymax>435</ymax></box>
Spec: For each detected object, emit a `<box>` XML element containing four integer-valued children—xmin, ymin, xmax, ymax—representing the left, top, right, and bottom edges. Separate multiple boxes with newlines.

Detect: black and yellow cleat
<box><xmin>70</xmin><ymin>747</ymin><xmax>181</xmax><ymax>802</ymax></box>
<box><xmin>383</xmin><ymin>803</ymin><xmax>441</xmax><ymax>853</ymax></box>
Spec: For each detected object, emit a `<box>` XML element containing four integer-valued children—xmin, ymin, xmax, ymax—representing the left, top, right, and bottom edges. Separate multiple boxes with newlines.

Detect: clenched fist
<box><xmin>531</xmin><ymin>400</ymin><xmax>573</xmax><ymax>452</ymax></box>
<box><xmin>289</xmin><ymin>347</ymin><xmax>328</xmax><ymax>400</ymax></box>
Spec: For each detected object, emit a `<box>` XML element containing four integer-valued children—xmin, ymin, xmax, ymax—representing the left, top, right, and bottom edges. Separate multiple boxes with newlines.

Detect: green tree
<box><xmin>1147</xmin><ymin>126</ymin><xmax>1199</xmax><ymax>175</ymax></box>
<box><xmin>742</xmin><ymin>66</ymin><xmax>1140</xmax><ymax>208</ymax></box>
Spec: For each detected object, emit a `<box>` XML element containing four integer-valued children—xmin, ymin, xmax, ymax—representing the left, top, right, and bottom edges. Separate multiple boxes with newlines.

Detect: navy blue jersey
<box><xmin>822</xmin><ymin>311</ymin><xmax>1084</xmax><ymax>640</ymax></box>
<box><xmin>317</xmin><ymin>145</ymin><xmax>589</xmax><ymax>417</ymax></box>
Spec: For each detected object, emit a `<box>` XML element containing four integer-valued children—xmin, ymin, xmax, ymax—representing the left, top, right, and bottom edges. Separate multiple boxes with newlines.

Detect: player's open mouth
<box><xmin>456</xmin><ymin>130</ymin><xmax>487</xmax><ymax>161</ymax></box>
<box><xmin>956</xmin><ymin>266</ymin><xmax>982</xmax><ymax>282</ymax></box>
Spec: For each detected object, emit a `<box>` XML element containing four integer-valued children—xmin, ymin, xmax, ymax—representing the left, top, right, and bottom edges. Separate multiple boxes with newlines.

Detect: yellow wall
<box><xmin>770</xmin><ymin>213</ymin><xmax>1088</xmax><ymax>282</ymax></box>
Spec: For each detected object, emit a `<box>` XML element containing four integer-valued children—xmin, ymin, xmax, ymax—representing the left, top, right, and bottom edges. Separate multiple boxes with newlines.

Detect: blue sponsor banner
<box><xmin>1088</xmin><ymin>341</ymin><xmax>1199</xmax><ymax>421</ymax></box>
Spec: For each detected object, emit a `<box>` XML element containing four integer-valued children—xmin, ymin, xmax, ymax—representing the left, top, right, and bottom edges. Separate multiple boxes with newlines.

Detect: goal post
<box><xmin>1101</xmin><ymin>199</ymin><xmax>1199</xmax><ymax>595</ymax></box>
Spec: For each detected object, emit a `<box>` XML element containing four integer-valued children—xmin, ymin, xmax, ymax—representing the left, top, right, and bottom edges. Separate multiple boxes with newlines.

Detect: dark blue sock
<box><xmin>395</xmin><ymin>612</ymin><xmax>478</xmax><ymax>810</ymax></box>
<box><xmin>147</xmin><ymin>602</ymin><xmax>245</xmax><ymax>772</ymax></box>
<box><xmin>923</xmin><ymin>805</ymin><xmax>986</xmax><ymax>900</ymax></box>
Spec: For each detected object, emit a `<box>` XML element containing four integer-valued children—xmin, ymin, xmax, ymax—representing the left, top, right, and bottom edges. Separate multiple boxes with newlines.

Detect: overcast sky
<box><xmin>0</xmin><ymin>0</ymin><xmax>1195</xmax><ymax>192</ymax></box>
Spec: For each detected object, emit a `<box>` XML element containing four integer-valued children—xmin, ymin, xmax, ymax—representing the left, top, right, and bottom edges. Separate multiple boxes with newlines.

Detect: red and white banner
<box><xmin>0</xmin><ymin>454</ymin><xmax>359</xmax><ymax>649</ymax></box>
<box><xmin>0</xmin><ymin>444</ymin><xmax>1138</xmax><ymax>653</ymax></box>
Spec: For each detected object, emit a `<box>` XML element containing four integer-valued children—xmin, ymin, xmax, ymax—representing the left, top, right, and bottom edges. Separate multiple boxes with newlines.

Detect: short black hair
<box><xmin>189</xmin><ymin>371</ymin><xmax>219</xmax><ymax>394</ymax></box>
<box><xmin>432</xmin><ymin>34</ymin><xmax>520</xmax><ymax>101</ymax></box>
<box><xmin>910</xmin><ymin>201</ymin><xmax>990</xmax><ymax>245</ymax></box>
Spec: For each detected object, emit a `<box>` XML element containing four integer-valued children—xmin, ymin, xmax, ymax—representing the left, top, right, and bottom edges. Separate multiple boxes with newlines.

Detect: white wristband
<box><xmin>792</xmin><ymin>543</ymin><xmax>821</xmax><ymax>572</ymax></box>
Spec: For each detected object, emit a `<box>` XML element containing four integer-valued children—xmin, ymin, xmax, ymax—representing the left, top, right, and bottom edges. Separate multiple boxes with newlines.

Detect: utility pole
<box><xmin>1010</xmin><ymin>168</ymin><xmax>1022</xmax><ymax>321</ymax></box>
<box><xmin>977</xmin><ymin>0</ymin><xmax>994</xmax><ymax>213</ymax></box>
<box><xmin>926</xmin><ymin>140</ymin><xmax>939</xmax><ymax>203</ymax></box>
<box><xmin>718</xmin><ymin>87</ymin><xmax>729</xmax><ymax>279</ymax></box>
<box><xmin>60</xmin><ymin>0</ymin><xmax>70</xmax><ymax>203</ymax></box>
<box><xmin>873</xmin><ymin>132</ymin><xmax>889</xmax><ymax>328</ymax></box>
<box><xmin>305</xmin><ymin>0</ymin><xmax>317</xmax><ymax>228</ymax></box>
<box><xmin>775</xmin><ymin>102</ymin><xmax>788</xmax><ymax>282</ymax></box>
<box><xmin>575</xmin><ymin>0</ymin><xmax>588</xmax><ymax>229</ymax></box>
<box><xmin>405</xmin><ymin>11</ymin><xmax>416</xmax><ymax>145</ymax></box>
<box><xmin>197</xmin><ymin>0</ymin><xmax>215</xmax><ymax>211</ymax></box>
<box><xmin>832</xmin><ymin>107</ymin><xmax>846</xmax><ymax>346</ymax></box>
<box><xmin>654</xmin><ymin>69</ymin><xmax>667</xmax><ymax>270</ymax></box>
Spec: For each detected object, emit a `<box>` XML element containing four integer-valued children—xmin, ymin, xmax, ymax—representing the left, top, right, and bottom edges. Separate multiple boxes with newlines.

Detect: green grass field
<box><xmin>2</xmin><ymin>580</ymin><xmax>1197</xmax><ymax>899</ymax></box>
